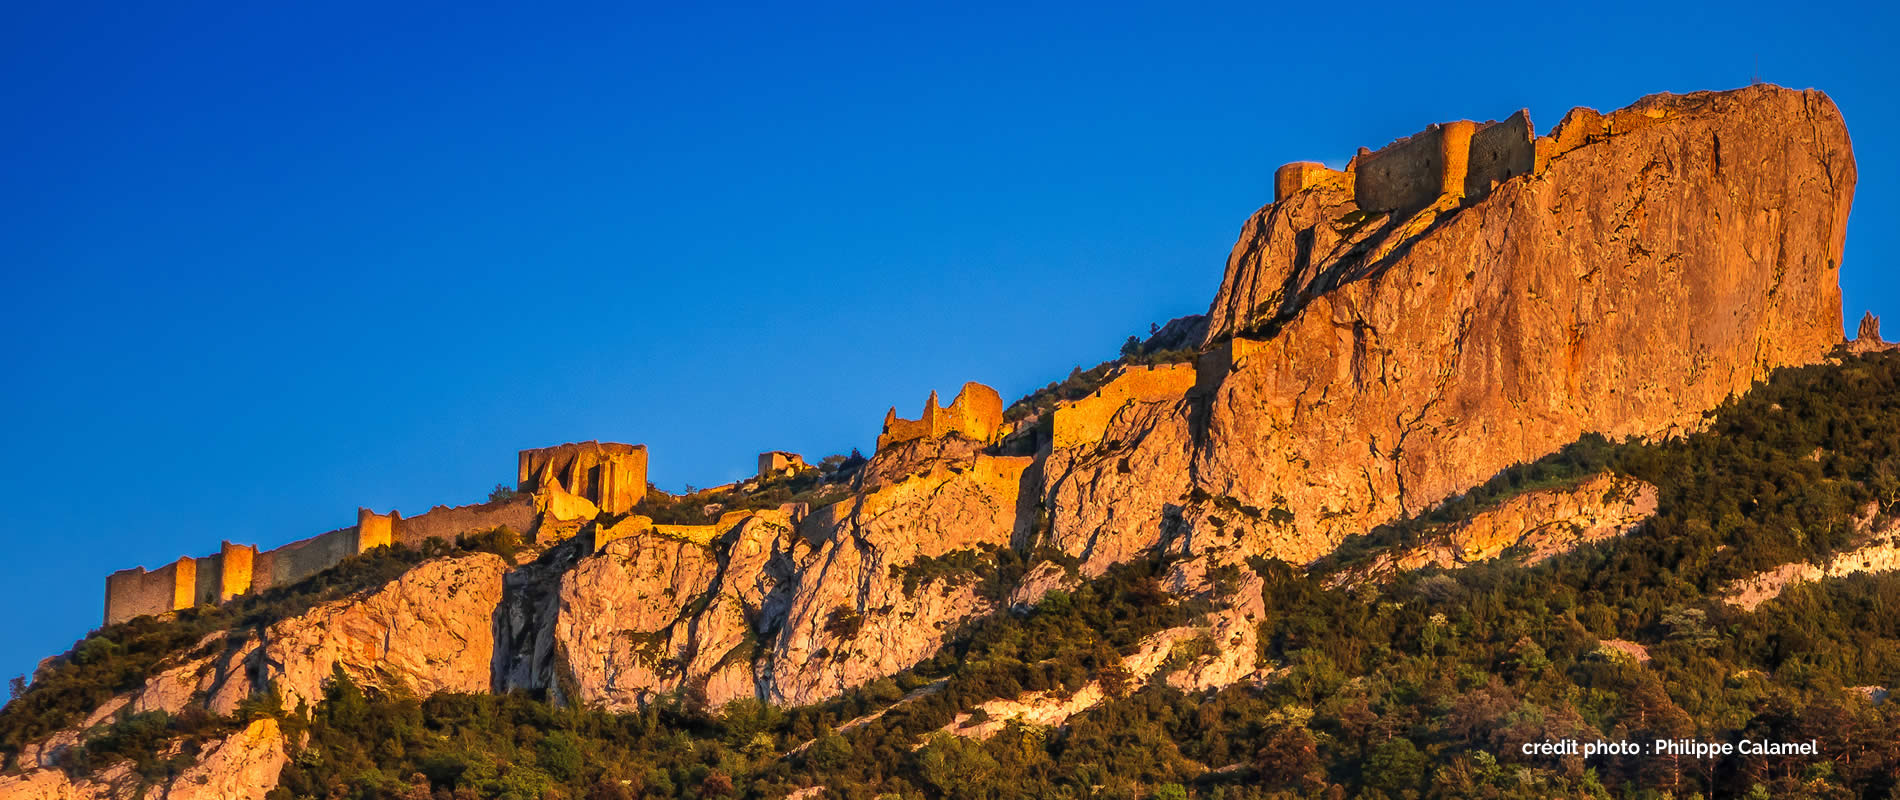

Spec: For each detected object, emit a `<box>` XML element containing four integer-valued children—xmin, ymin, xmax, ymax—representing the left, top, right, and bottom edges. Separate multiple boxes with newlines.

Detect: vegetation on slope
<box><xmin>17</xmin><ymin>352</ymin><xmax>1900</xmax><ymax>798</ymax></box>
<box><xmin>269</xmin><ymin>351</ymin><xmax>1900</xmax><ymax>799</ymax></box>
<box><xmin>1004</xmin><ymin>333</ymin><xmax>1198</xmax><ymax>423</ymax></box>
<box><xmin>638</xmin><ymin>454</ymin><xmax>865</xmax><ymax>525</ymax></box>
<box><xmin>0</xmin><ymin>532</ymin><xmax>526</xmax><ymax>763</ymax></box>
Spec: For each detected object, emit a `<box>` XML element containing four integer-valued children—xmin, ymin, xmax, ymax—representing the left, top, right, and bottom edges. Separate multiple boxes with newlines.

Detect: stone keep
<box><xmin>518</xmin><ymin>441</ymin><xmax>649</xmax><ymax>514</ymax></box>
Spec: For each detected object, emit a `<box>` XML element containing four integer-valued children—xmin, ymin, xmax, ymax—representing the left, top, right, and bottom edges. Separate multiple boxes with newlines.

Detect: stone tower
<box><xmin>518</xmin><ymin>441</ymin><xmax>649</xmax><ymax>514</ymax></box>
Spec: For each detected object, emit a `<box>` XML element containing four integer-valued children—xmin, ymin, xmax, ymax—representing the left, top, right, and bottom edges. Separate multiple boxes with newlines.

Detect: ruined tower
<box><xmin>877</xmin><ymin>382</ymin><xmax>1005</xmax><ymax>451</ymax></box>
<box><xmin>517</xmin><ymin>441</ymin><xmax>649</xmax><ymax>514</ymax></box>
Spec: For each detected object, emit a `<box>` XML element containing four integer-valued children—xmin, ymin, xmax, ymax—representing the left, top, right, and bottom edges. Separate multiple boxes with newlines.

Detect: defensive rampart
<box><xmin>1050</xmin><ymin>364</ymin><xmax>1199</xmax><ymax>449</ymax></box>
<box><xmin>105</xmin><ymin>492</ymin><xmax>540</xmax><ymax>625</ymax></box>
<box><xmin>1274</xmin><ymin>110</ymin><xmax>1537</xmax><ymax>216</ymax></box>
<box><xmin>103</xmin><ymin>558</ymin><xmax>195</xmax><ymax>626</ymax></box>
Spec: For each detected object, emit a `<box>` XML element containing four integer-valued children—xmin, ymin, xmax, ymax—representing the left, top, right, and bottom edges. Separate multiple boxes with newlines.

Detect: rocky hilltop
<box><xmin>0</xmin><ymin>84</ymin><xmax>1858</xmax><ymax>797</ymax></box>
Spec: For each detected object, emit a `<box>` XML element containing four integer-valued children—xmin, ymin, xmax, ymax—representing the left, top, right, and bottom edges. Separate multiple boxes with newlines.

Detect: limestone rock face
<box><xmin>1050</xmin><ymin>85</ymin><xmax>1852</xmax><ymax>571</ymax></box>
<box><xmin>769</xmin><ymin>453</ymin><xmax>1034</xmax><ymax>706</ymax></box>
<box><xmin>1042</xmin><ymin>390</ymin><xmax>1195</xmax><ymax>576</ymax></box>
<box><xmin>0</xmin><ymin>719</ymin><xmax>286</xmax><ymax>800</ymax></box>
<box><xmin>553</xmin><ymin>518</ymin><xmax>784</xmax><ymax>710</ymax></box>
<box><xmin>224</xmin><ymin>554</ymin><xmax>508</xmax><ymax>712</ymax></box>
<box><xmin>548</xmin><ymin>447</ymin><xmax>1039</xmax><ymax>710</ymax></box>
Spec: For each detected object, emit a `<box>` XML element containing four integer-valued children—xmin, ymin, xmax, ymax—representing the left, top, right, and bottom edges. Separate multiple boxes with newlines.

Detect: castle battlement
<box><xmin>877</xmin><ymin>382</ymin><xmax>1005</xmax><ymax>451</ymax></box>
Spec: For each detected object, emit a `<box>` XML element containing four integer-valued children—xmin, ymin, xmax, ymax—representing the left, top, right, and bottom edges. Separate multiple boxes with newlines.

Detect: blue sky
<box><xmin>1</xmin><ymin>0</ymin><xmax>1892</xmax><ymax>680</ymax></box>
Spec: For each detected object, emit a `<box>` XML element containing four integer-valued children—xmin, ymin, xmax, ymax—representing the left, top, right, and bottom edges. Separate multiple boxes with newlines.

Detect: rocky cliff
<box><xmin>0</xmin><ymin>84</ymin><xmax>1858</xmax><ymax>797</ymax></box>
<box><xmin>1057</xmin><ymin>84</ymin><xmax>1853</xmax><ymax>577</ymax></box>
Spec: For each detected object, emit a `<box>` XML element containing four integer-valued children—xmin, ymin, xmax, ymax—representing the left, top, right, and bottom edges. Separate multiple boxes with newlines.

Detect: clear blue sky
<box><xmin>1</xmin><ymin>0</ymin><xmax>1892</xmax><ymax>681</ymax></box>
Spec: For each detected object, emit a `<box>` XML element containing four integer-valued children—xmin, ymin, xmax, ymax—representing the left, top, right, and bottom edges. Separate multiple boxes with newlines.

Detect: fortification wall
<box><xmin>253</xmin><ymin>526</ymin><xmax>360</xmax><ymax>592</ymax></box>
<box><xmin>357</xmin><ymin>508</ymin><xmax>396</xmax><ymax>551</ymax></box>
<box><xmin>944</xmin><ymin>382</ymin><xmax>1003</xmax><ymax>441</ymax></box>
<box><xmin>1274</xmin><ymin>162</ymin><xmax>1352</xmax><ymax>202</ymax></box>
<box><xmin>798</xmin><ymin>499</ymin><xmax>853</xmax><ymax>546</ymax></box>
<box><xmin>392</xmin><ymin>496</ymin><xmax>536</xmax><ymax>548</ymax></box>
<box><xmin>1333</xmin><ymin>113</ymin><xmax>1534</xmax><ymax>215</ymax></box>
<box><xmin>219</xmin><ymin>542</ymin><xmax>255</xmax><ymax>602</ymax></box>
<box><xmin>878</xmin><ymin>412</ymin><xmax>931</xmax><ymax>449</ymax></box>
<box><xmin>593</xmin><ymin>514</ymin><xmax>653</xmax><ymax>552</ymax></box>
<box><xmin>518</xmin><ymin>441</ymin><xmax>648</xmax><ymax>513</ymax></box>
<box><xmin>1464</xmin><ymin>111</ymin><xmax>1535</xmax><ymax>197</ymax></box>
<box><xmin>103</xmin><ymin>558</ymin><xmax>195</xmax><ymax>626</ymax></box>
<box><xmin>190</xmin><ymin>553</ymin><xmax>222</xmax><ymax>606</ymax></box>
<box><xmin>1050</xmin><ymin>364</ymin><xmax>1198</xmax><ymax>449</ymax></box>
<box><xmin>1355</xmin><ymin>124</ymin><xmax>1452</xmax><ymax>214</ymax></box>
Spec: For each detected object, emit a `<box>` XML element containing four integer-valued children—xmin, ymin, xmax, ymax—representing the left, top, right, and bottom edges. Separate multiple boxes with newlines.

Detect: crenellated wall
<box><xmin>518</xmin><ymin>441</ymin><xmax>648</xmax><ymax>513</ymax></box>
<box><xmin>878</xmin><ymin>382</ymin><xmax>1005</xmax><ymax>451</ymax></box>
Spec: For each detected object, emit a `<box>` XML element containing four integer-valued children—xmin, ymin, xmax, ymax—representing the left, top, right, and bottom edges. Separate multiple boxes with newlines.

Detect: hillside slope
<box><xmin>0</xmin><ymin>83</ymin><xmax>1869</xmax><ymax>799</ymax></box>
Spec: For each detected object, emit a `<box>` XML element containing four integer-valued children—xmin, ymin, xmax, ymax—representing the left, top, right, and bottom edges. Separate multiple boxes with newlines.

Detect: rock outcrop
<box><xmin>1048</xmin><ymin>84</ymin><xmax>1852</xmax><ymax>574</ymax></box>
<box><xmin>551</xmin><ymin>447</ymin><xmax>1040</xmax><ymax>709</ymax></box>
<box><xmin>1723</xmin><ymin>509</ymin><xmax>1900</xmax><ymax>611</ymax></box>
<box><xmin>0</xmin><ymin>719</ymin><xmax>285</xmax><ymax>800</ymax></box>
<box><xmin>1329</xmin><ymin>473</ymin><xmax>1659</xmax><ymax>586</ymax></box>
<box><xmin>3</xmin><ymin>85</ymin><xmax>1863</xmax><ymax>795</ymax></box>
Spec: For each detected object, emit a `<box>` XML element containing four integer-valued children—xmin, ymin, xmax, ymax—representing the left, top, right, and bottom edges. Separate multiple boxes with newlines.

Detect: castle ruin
<box><xmin>757</xmin><ymin>450</ymin><xmax>809</xmax><ymax>479</ymax></box>
<box><xmin>102</xmin><ymin>443</ymin><xmax>638</xmax><ymax>626</ymax></box>
<box><xmin>877</xmin><ymin>382</ymin><xmax>1005</xmax><ymax>451</ymax></box>
<box><xmin>1049</xmin><ymin>364</ymin><xmax>1198</xmax><ymax>449</ymax></box>
<box><xmin>1273</xmin><ymin>109</ymin><xmax>1537</xmax><ymax>215</ymax></box>
<box><xmin>103</xmin><ymin>380</ymin><xmax>1023</xmax><ymax>625</ymax></box>
<box><xmin>517</xmin><ymin>441</ymin><xmax>648</xmax><ymax>514</ymax></box>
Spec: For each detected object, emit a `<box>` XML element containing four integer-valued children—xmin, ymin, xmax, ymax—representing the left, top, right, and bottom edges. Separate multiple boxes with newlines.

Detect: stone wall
<box><xmin>252</xmin><ymin>526</ymin><xmax>361</xmax><ymax>592</ymax></box>
<box><xmin>102</xmin><ymin>443</ymin><xmax>625</xmax><ymax>628</ymax></box>
<box><xmin>103</xmin><ymin>558</ymin><xmax>195</xmax><ymax>626</ymax></box>
<box><xmin>105</xmin><ymin>542</ymin><xmax>264</xmax><ymax>624</ymax></box>
<box><xmin>1354</xmin><ymin>120</ymin><xmax>1473</xmax><ymax>214</ymax></box>
<box><xmin>757</xmin><ymin>451</ymin><xmax>808</xmax><ymax>479</ymax></box>
<box><xmin>1464</xmin><ymin>110</ymin><xmax>1535</xmax><ymax>198</ymax></box>
<box><xmin>1274</xmin><ymin>162</ymin><xmax>1351</xmax><ymax>202</ymax></box>
<box><xmin>1273</xmin><ymin>111</ymin><xmax>1534</xmax><ymax>216</ymax></box>
<box><xmin>391</xmin><ymin>496</ymin><xmax>536</xmax><ymax>548</ymax></box>
<box><xmin>518</xmin><ymin>441</ymin><xmax>648</xmax><ymax>514</ymax></box>
<box><xmin>218</xmin><ymin>542</ymin><xmax>254</xmax><ymax>603</ymax></box>
<box><xmin>1050</xmin><ymin>364</ymin><xmax>1199</xmax><ymax>449</ymax></box>
<box><xmin>878</xmin><ymin>382</ymin><xmax>1005</xmax><ymax>450</ymax></box>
